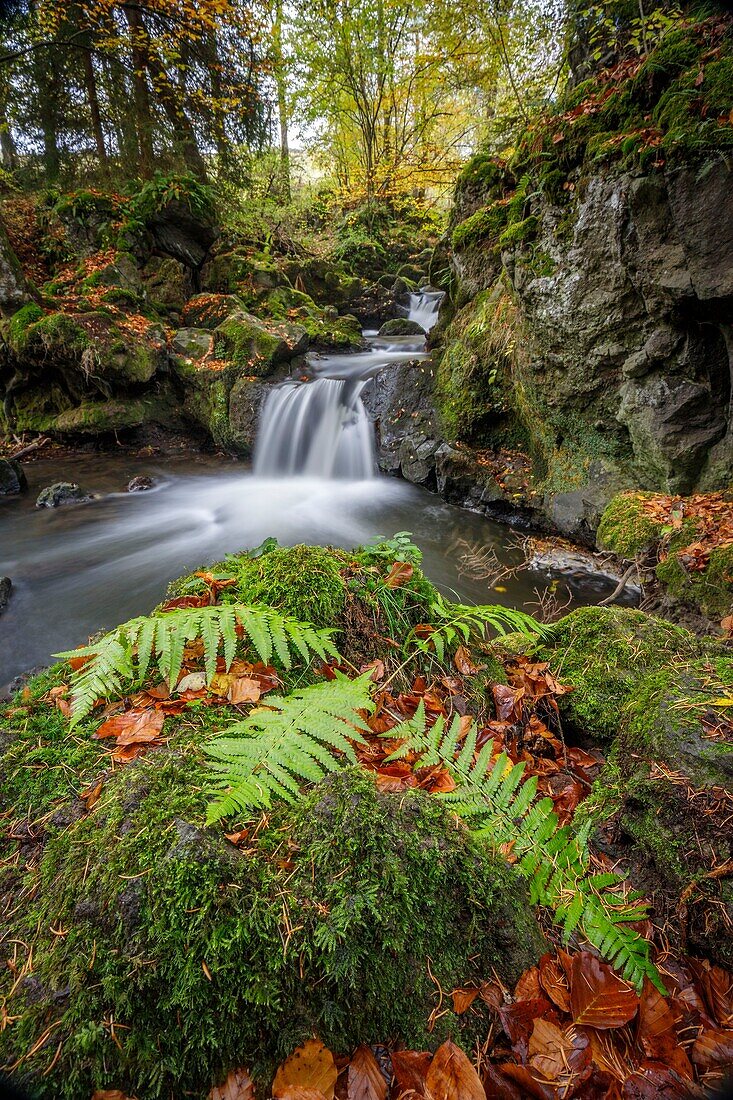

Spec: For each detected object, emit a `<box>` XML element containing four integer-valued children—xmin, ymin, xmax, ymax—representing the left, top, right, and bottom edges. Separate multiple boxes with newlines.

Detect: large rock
<box><xmin>36</xmin><ymin>482</ymin><xmax>93</xmax><ymax>508</ymax></box>
<box><xmin>378</xmin><ymin>318</ymin><xmax>425</xmax><ymax>336</ymax></box>
<box><xmin>0</xmin><ymin>220</ymin><xmax>30</xmax><ymax>314</ymax></box>
<box><xmin>212</xmin><ymin>310</ymin><xmax>308</xmax><ymax>375</ymax></box>
<box><xmin>0</xmin><ymin>458</ymin><xmax>27</xmax><ymax>495</ymax></box>
<box><xmin>450</xmin><ymin>156</ymin><xmax>733</xmax><ymax>508</ymax></box>
<box><xmin>147</xmin><ymin>197</ymin><xmax>217</xmax><ymax>270</ymax></box>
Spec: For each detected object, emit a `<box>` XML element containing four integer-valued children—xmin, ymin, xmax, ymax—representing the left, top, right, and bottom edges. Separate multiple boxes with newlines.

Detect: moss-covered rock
<box><xmin>53</xmin><ymin>394</ymin><xmax>180</xmax><ymax>435</ymax></box>
<box><xmin>142</xmin><ymin>256</ymin><xmax>192</xmax><ymax>314</ymax></box>
<box><xmin>656</xmin><ymin>541</ymin><xmax>733</xmax><ymax>622</ymax></box>
<box><xmin>224</xmin><ymin>544</ymin><xmax>348</xmax><ymax>626</ymax></box>
<box><xmin>536</xmin><ymin>606</ymin><xmax>718</xmax><ymax>741</ymax></box>
<box><xmin>379</xmin><ymin>318</ymin><xmax>425</xmax><ymax>336</ymax></box>
<box><xmin>577</xmin><ymin>656</ymin><xmax>733</xmax><ymax>967</ymax></box>
<box><xmin>596</xmin><ymin>491</ymin><xmax>663</xmax><ymax>558</ymax></box>
<box><xmin>0</xmin><ymin>729</ymin><xmax>542</xmax><ymax>1100</ymax></box>
<box><xmin>182</xmin><ymin>293</ymin><xmax>243</xmax><ymax>330</ymax></box>
<box><xmin>213</xmin><ymin>310</ymin><xmax>307</xmax><ymax>375</ymax></box>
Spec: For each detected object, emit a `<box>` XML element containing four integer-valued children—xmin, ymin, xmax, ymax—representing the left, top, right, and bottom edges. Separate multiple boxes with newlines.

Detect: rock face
<box><xmin>0</xmin><ymin>458</ymin><xmax>27</xmax><ymax>495</ymax></box>
<box><xmin>447</xmin><ymin>159</ymin><xmax>733</xmax><ymax>531</ymax></box>
<box><xmin>36</xmin><ymin>482</ymin><xmax>93</xmax><ymax>508</ymax></box>
<box><xmin>0</xmin><ymin>220</ymin><xmax>30</xmax><ymax>314</ymax></box>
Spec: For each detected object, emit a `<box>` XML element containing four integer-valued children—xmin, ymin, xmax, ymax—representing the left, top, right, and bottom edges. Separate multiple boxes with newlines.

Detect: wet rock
<box><xmin>126</xmin><ymin>476</ymin><xmax>155</xmax><ymax>493</ymax></box>
<box><xmin>142</xmin><ymin>256</ymin><xmax>192</xmax><ymax>314</ymax></box>
<box><xmin>0</xmin><ymin>458</ymin><xmax>27</xmax><ymax>495</ymax></box>
<box><xmin>0</xmin><ymin>576</ymin><xmax>11</xmax><ymax>614</ymax></box>
<box><xmin>36</xmin><ymin>482</ymin><xmax>93</xmax><ymax>508</ymax></box>
<box><xmin>347</xmin><ymin>283</ymin><xmax>395</xmax><ymax>329</ymax></box>
<box><xmin>378</xmin><ymin>318</ymin><xmax>425</xmax><ymax>337</ymax></box>
<box><xmin>171</xmin><ymin>327</ymin><xmax>213</xmax><ymax>360</ymax></box>
<box><xmin>434</xmin><ymin>445</ymin><xmax>508</xmax><ymax>513</ymax></box>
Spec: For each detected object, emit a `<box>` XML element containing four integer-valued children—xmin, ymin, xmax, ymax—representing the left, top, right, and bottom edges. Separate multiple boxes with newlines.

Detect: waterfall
<box><xmin>253</xmin><ymin>376</ymin><xmax>375</xmax><ymax>479</ymax></box>
<box><xmin>407</xmin><ymin>289</ymin><xmax>444</xmax><ymax>333</ymax></box>
<box><xmin>252</xmin><ymin>289</ymin><xmax>444</xmax><ymax>481</ymax></box>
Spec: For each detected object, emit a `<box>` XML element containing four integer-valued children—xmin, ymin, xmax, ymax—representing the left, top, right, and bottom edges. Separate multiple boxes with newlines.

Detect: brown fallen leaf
<box><xmin>276</xmin><ymin>1089</ymin><xmax>327</xmax><ymax>1100</ymax></box>
<box><xmin>79</xmin><ymin>780</ymin><xmax>103</xmax><ymax>810</ymax></box>
<box><xmin>228</xmin><ymin>677</ymin><xmax>262</xmax><ymax>704</ymax></box>
<box><xmin>272</xmin><ymin>1040</ymin><xmax>337</xmax><ymax>1100</ymax></box>
<box><xmin>91</xmin><ymin>1092</ymin><xmax>137</xmax><ymax>1100</ymax></box>
<box><xmin>389</xmin><ymin>1049</ymin><xmax>431</xmax><ymax>1096</ymax></box>
<box><xmin>424</xmin><ymin>1040</ymin><xmax>485</xmax><ymax>1100</ymax></box>
<box><xmin>209</xmin><ymin>1067</ymin><xmax>255</xmax><ymax>1100</ymax></box>
<box><xmin>451</xmin><ymin>988</ymin><xmax>479</xmax><ymax>1014</ymax></box>
<box><xmin>454</xmin><ymin>646</ymin><xmax>481</xmax><ymax>676</ymax></box>
<box><xmin>570</xmin><ymin>951</ymin><xmax>639</xmax><ymax>1029</ymax></box>
<box><xmin>527</xmin><ymin>1019</ymin><xmax>592</xmax><ymax>1097</ymax></box>
<box><xmin>347</xmin><ymin>1045</ymin><xmax>386</xmax><ymax>1100</ymax></box>
<box><xmin>95</xmin><ymin>709</ymin><xmax>164</xmax><ymax>745</ymax></box>
<box><xmin>384</xmin><ymin>561</ymin><xmax>414</xmax><ymax>588</ymax></box>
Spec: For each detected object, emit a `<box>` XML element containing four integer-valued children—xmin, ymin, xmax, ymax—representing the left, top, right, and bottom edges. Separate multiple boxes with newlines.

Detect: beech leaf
<box><xmin>347</xmin><ymin>1046</ymin><xmax>386</xmax><ymax>1100</ymax></box>
<box><xmin>424</xmin><ymin>1040</ymin><xmax>485</xmax><ymax>1100</ymax></box>
<box><xmin>570</xmin><ymin>951</ymin><xmax>639</xmax><ymax>1029</ymax></box>
<box><xmin>209</xmin><ymin>1067</ymin><xmax>255</xmax><ymax>1100</ymax></box>
<box><xmin>273</xmin><ymin>1040</ymin><xmax>337</xmax><ymax>1100</ymax></box>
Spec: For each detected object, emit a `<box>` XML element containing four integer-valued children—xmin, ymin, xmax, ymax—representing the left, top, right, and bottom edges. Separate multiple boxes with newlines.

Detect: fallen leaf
<box><xmin>91</xmin><ymin>1092</ymin><xmax>137</xmax><ymax>1100</ymax></box>
<box><xmin>528</xmin><ymin>1019</ymin><xmax>592</xmax><ymax>1097</ymax></box>
<box><xmin>161</xmin><ymin>594</ymin><xmax>211</xmax><ymax>611</ymax></box>
<box><xmin>228</xmin><ymin>677</ymin><xmax>262</xmax><ymax>704</ymax></box>
<box><xmin>276</xmin><ymin>1090</ymin><xmax>326</xmax><ymax>1100</ymax></box>
<box><xmin>177</xmin><ymin>672</ymin><xmax>207</xmax><ymax>693</ymax></box>
<box><xmin>79</xmin><ymin>780</ymin><xmax>103</xmax><ymax>810</ymax></box>
<box><xmin>384</xmin><ymin>561</ymin><xmax>414</xmax><ymax>588</ymax></box>
<box><xmin>454</xmin><ymin>646</ymin><xmax>481</xmax><ymax>676</ymax></box>
<box><xmin>451</xmin><ymin>988</ymin><xmax>479</xmax><ymax>1014</ymax></box>
<box><xmin>539</xmin><ymin>953</ymin><xmax>571</xmax><ymax>1013</ymax></box>
<box><xmin>209</xmin><ymin>1067</ymin><xmax>255</xmax><ymax>1100</ymax></box>
<box><xmin>95</xmin><ymin>710</ymin><xmax>164</xmax><ymax>746</ymax></box>
<box><xmin>389</xmin><ymin>1050</ymin><xmax>431</xmax><ymax>1095</ymax></box>
<box><xmin>273</xmin><ymin>1040</ymin><xmax>337</xmax><ymax>1100</ymax></box>
<box><xmin>691</xmin><ymin>1026</ymin><xmax>733</xmax><ymax>1071</ymax></box>
<box><xmin>424</xmin><ymin>1040</ymin><xmax>485</xmax><ymax>1100</ymax></box>
<box><xmin>570</xmin><ymin>951</ymin><xmax>639</xmax><ymax>1029</ymax></box>
<box><xmin>347</xmin><ymin>1046</ymin><xmax>386</xmax><ymax>1100</ymax></box>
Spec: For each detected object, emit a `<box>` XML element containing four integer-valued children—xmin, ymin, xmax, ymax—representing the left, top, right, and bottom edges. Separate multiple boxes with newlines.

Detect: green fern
<box><xmin>55</xmin><ymin>604</ymin><xmax>340</xmax><ymax>726</ymax></box>
<box><xmin>204</xmin><ymin>672</ymin><xmax>375</xmax><ymax>823</ymax></box>
<box><xmin>408</xmin><ymin>594</ymin><xmax>543</xmax><ymax>660</ymax></box>
<box><xmin>385</xmin><ymin>704</ymin><xmax>663</xmax><ymax>992</ymax></box>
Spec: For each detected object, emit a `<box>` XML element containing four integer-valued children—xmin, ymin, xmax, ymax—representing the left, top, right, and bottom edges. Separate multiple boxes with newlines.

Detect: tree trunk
<box><xmin>0</xmin><ymin>69</ymin><xmax>17</xmax><ymax>170</ymax></box>
<box><xmin>272</xmin><ymin>0</ymin><xmax>291</xmax><ymax>201</ymax></box>
<box><xmin>82</xmin><ymin>47</ymin><xmax>109</xmax><ymax>172</ymax></box>
<box><xmin>123</xmin><ymin>4</ymin><xmax>154</xmax><ymax>177</ymax></box>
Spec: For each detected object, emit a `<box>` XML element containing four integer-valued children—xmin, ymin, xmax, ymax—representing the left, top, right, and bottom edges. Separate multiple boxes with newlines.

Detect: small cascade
<box><xmin>407</xmin><ymin>288</ymin><xmax>444</xmax><ymax>332</ymax></box>
<box><xmin>253</xmin><ymin>375</ymin><xmax>375</xmax><ymax>479</ymax></box>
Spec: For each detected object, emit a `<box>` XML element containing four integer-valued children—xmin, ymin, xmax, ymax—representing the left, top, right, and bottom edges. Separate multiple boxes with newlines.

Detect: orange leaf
<box><xmin>276</xmin><ymin>1090</ymin><xmax>327</xmax><ymax>1100</ymax></box>
<box><xmin>209</xmin><ymin>1067</ymin><xmax>255</xmax><ymax>1100</ymax></box>
<box><xmin>346</xmin><ymin>1046</ymin><xmax>386</xmax><ymax>1100</ymax></box>
<box><xmin>451</xmin><ymin>988</ymin><xmax>479</xmax><ymax>1014</ymax></box>
<box><xmin>384</xmin><ymin>561</ymin><xmax>414</xmax><ymax>588</ymax></box>
<box><xmin>228</xmin><ymin>677</ymin><xmax>262</xmax><ymax>704</ymax></box>
<box><xmin>539</xmin><ymin>954</ymin><xmax>571</xmax><ymax>1013</ymax></box>
<box><xmin>570</xmin><ymin>951</ymin><xmax>639</xmax><ymax>1029</ymax></box>
<box><xmin>527</xmin><ymin>1019</ymin><xmax>592</xmax><ymax>1095</ymax></box>
<box><xmin>691</xmin><ymin>1026</ymin><xmax>733</xmax><ymax>1071</ymax></box>
<box><xmin>454</xmin><ymin>646</ymin><xmax>480</xmax><ymax>676</ymax></box>
<box><xmin>389</xmin><ymin>1050</ymin><xmax>431</xmax><ymax>1095</ymax></box>
<box><xmin>424</xmin><ymin>1040</ymin><xmax>484</xmax><ymax>1100</ymax></box>
<box><xmin>91</xmin><ymin>1092</ymin><xmax>137</xmax><ymax>1100</ymax></box>
<box><xmin>79</xmin><ymin>780</ymin><xmax>103</xmax><ymax>810</ymax></box>
<box><xmin>161</xmin><ymin>594</ymin><xmax>211</xmax><ymax>611</ymax></box>
<box><xmin>272</xmin><ymin>1040</ymin><xmax>337</xmax><ymax>1100</ymax></box>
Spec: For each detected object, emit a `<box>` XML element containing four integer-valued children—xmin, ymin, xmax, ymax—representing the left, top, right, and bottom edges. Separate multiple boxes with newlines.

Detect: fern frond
<box><xmin>56</xmin><ymin>604</ymin><xmax>340</xmax><ymax>725</ymax></box>
<box><xmin>205</xmin><ymin>672</ymin><xmax>375</xmax><ymax>823</ymax></box>
<box><xmin>409</xmin><ymin>593</ymin><xmax>543</xmax><ymax>658</ymax></box>
<box><xmin>383</xmin><ymin>707</ymin><xmax>662</xmax><ymax>991</ymax></box>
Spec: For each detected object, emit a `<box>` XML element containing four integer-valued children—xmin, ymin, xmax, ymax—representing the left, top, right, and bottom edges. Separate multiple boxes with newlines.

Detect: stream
<box><xmin>0</xmin><ymin>293</ymin><xmax>625</xmax><ymax>688</ymax></box>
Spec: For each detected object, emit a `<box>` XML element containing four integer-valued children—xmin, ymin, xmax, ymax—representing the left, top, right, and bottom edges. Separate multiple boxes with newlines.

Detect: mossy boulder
<box><xmin>224</xmin><ymin>544</ymin><xmax>349</xmax><ymax>626</ymax></box>
<box><xmin>579</xmin><ymin>657</ymin><xmax>733</xmax><ymax>967</ymax></box>
<box><xmin>36</xmin><ymin>481</ymin><xmax>93</xmax><ymax>507</ymax></box>
<box><xmin>0</xmin><ymin>457</ymin><xmax>27</xmax><ymax>495</ymax></box>
<box><xmin>53</xmin><ymin>395</ymin><xmax>180</xmax><ymax>435</ymax></box>
<box><xmin>213</xmin><ymin>310</ymin><xmax>307</xmax><ymax>375</ymax></box>
<box><xmin>81</xmin><ymin>252</ymin><xmax>141</xmax><ymax>294</ymax></box>
<box><xmin>656</xmin><ymin>541</ymin><xmax>733</xmax><ymax>622</ymax></box>
<box><xmin>143</xmin><ymin>256</ymin><xmax>192</xmax><ymax>314</ymax></box>
<box><xmin>596</xmin><ymin>491</ymin><xmax>663</xmax><ymax>558</ymax></box>
<box><xmin>378</xmin><ymin>318</ymin><xmax>425</xmax><ymax>336</ymax></box>
<box><xmin>0</xmin><ymin>718</ymin><xmax>543</xmax><ymax>1100</ymax></box>
<box><xmin>536</xmin><ymin>606</ymin><xmax>718</xmax><ymax>741</ymax></box>
<box><xmin>172</xmin><ymin>327</ymin><xmax>213</xmax><ymax>360</ymax></box>
<box><xmin>8</xmin><ymin>308</ymin><xmax>165</xmax><ymax>386</ymax></box>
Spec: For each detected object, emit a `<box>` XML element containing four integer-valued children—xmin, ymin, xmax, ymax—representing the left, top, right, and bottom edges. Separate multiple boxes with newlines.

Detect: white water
<box><xmin>407</xmin><ymin>288</ymin><xmax>444</xmax><ymax>332</ymax></box>
<box><xmin>253</xmin><ymin>290</ymin><xmax>444</xmax><ymax>479</ymax></box>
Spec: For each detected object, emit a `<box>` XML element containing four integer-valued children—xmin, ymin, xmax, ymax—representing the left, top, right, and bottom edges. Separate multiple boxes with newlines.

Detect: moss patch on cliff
<box><xmin>596</xmin><ymin>491</ymin><xmax>664</xmax><ymax>557</ymax></box>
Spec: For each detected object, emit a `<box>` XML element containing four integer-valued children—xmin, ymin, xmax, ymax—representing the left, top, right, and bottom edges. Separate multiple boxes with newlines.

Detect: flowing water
<box><xmin>0</xmin><ymin>292</ymin><xmax>626</xmax><ymax>687</ymax></box>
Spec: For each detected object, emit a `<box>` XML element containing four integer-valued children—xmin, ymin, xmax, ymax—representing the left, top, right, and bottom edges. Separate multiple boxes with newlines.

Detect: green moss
<box><xmin>224</xmin><ymin>544</ymin><xmax>347</xmax><ymax>627</ymax></box>
<box><xmin>537</xmin><ymin>606</ymin><xmax>718</xmax><ymax>741</ymax></box>
<box><xmin>497</xmin><ymin>215</ymin><xmax>539</xmax><ymax>250</ymax></box>
<box><xmin>7</xmin><ymin>302</ymin><xmax>44</xmax><ymax>350</ymax></box>
<box><xmin>456</xmin><ymin>153</ymin><xmax>509</xmax><ymax>193</ymax></box>
<box><xmin>451</xmin><ymin>201</ymin><xmax>509</xmax><ymax>252</ymax></box>
<box><xmin>656</xmin><ymin>540</ymin><xmax>733</xmax><ymax>621</ymax></box>
<box><xmin>213</xmin><ymin>311</ymin><xmax>287</xmax><ymax>376</ymax></box>
<box><xmin>596</xmin><ymin>492</ymin><xmax>663</xmax><ymax>558</ymax></box>
<box><xmin>0</xmin><ymin>765</ymin><xmax>542</xmax><ymax>1099</ymax></box>
<box><xmin>435</xmin><ymin>283</ymin><xmax>524</xmax><ymax>446</ymax></box>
